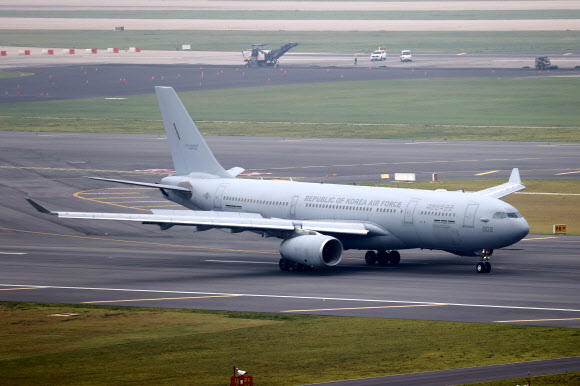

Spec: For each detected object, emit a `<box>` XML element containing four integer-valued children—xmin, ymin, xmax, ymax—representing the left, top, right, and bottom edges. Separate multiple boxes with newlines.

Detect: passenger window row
<box><xmin>305</xmin><ymin>203</ymin><xmax>373</xmax><ymax>211</ymax></box>
<box><xmin>224</xmin><ymin>196</ymin><xmax>288</xmax><ymax>206</ymax></box>
<box><xmin>420</xmin><ymin>211</ymin><xmax>455</xmax><ymax>217</ymax></box>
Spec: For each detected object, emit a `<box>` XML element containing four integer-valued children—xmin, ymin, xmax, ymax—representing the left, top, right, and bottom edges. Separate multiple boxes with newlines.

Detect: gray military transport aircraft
<box><xmin>28</xmin><ymin>86</ymin><xmax>530</xmax><ymax>274</ymax></box>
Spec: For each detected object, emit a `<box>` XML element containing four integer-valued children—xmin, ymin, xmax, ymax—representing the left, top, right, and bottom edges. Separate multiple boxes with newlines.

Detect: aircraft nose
<box><xmin>514</xmin><ymin>218</ymin><xmax>530</xmax><ymax>241</ymax></box>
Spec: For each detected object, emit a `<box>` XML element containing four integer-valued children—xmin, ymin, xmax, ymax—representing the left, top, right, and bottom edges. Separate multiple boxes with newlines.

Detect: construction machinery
<box><xmin>242</xmin><ymin>42</ymin><xmax>299</xmax><ymax>66</ymax></box>
<box><xmin>535</xmin><ymin>56</ymin><xmax>558</xmax><ymax>70</ymax></box>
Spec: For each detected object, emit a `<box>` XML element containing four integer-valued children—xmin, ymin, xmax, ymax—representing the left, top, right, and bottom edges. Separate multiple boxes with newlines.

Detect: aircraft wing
<box><xmin>474</xmin><ymin>168</ymin><xmax>525</xmax><ymax>199</ymax></box>
<box><xmin>26</xmin><ymin>199</ymin><xmax>371</xmax><ymax>236</ymax></box>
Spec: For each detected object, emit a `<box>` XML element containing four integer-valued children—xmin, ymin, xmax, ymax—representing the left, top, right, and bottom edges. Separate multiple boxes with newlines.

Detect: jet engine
<box><xmin>280</xmin><ymin>235</ymin><xmax>343</xmax><ymax>268</ymax></box>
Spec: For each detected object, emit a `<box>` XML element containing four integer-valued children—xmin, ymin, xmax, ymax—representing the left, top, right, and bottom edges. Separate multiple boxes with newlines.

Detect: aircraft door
<box><xmin>463</xmin><ymin>203</ymin><xmax>479</xmax><ymax>228</ymax></box>
<box><xmin>290</xmin><ymin>196</ymin><xmax>299</xmax><ymax>218</ymax></box>
<box><xmin>404</xmin><ymin>199</ymin><xmax>419</xmax><ymax>224</ymax></box>
<box><xmin>214</xmin><ymin>184</ymin><xmax>228</xmax><ymax>210</ymax></box>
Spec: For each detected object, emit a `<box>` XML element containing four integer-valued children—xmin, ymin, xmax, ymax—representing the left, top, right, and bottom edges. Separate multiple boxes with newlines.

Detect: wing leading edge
<box><xmin>26</xmin><ymin>199</ymin><xmax>371</xmax><ymax>236</ymax></box>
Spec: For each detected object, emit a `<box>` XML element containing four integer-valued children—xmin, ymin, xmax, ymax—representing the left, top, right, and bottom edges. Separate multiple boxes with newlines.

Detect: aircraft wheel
<box><xmin>389</xmin><ymin>251</ymin><xmax>401</xmax><ymax>265</ymax></box>
<box><xmin>291</xmin><ymin>261</ymin><xmax>304</xmax><ymax>271</ymax></box>
<box><xmin>279</xmin><ymin>258</ymin><xmax>291</xmax><ymax>271</ymax></box>
<box><xmin>484</xmin><ymin>262</ymin><xmax>491</xmax><ymax>273</ymax></box>
<box><xmin>476</xmin><ymin>262</ymin><xmax>486</xmax><ymax>273</ymax></box>
<box><xmin>377</xmin><ymin>250</ymin><xmax>389</xmax><ymax>266</ymax></box>
<box><xmin>365</xmin><ymin>251</ymin><xmax>377</xmax><ymax>265</ymax></box>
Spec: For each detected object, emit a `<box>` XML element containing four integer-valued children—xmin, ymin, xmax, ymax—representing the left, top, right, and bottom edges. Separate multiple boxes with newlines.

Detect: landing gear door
<box><xmin>404</xmin><ymin>199</ymin><xmax>419</xmax><ymax>224</ymax></box>
<box><xmin>463</xmin><ymin>203</ymin><xmax>479</xmax><ymax>228</ymax></box>
<box><xmin>214</xmin><ymin>184</ymin><xmax>228</xmax><ymax>210</ymax></box>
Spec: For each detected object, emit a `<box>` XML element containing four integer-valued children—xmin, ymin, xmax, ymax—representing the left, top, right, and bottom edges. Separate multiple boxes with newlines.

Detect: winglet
<box><xmin>508</xmin><ymin>168</ymin><xmax>521</xmax><ymax>184</ymax></box>
<box><xmin>26</xmin><ymin>198</ymin><xmax>55</xmax><ymax>215</ymax></box>
<box><xmin>475</xmin><ymin>168</ymin><xmax>525</xmax><ymax>199</ymax></box>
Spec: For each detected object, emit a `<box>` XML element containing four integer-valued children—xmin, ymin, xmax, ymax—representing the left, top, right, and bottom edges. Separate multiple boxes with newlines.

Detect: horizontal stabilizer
<box><xmin>87</xmin><ymin>177</ymin><xmax>190</xmax><ymax>191</ymax></box>
<box><xmin>475</xmin><ymin>168</ymin><xmax>525</xmax><ymax>199</ymax></box>
<box><xmin>227</xmin><ymin>167</ymin><xmax>245</xmax><ymax>177</ymax></box>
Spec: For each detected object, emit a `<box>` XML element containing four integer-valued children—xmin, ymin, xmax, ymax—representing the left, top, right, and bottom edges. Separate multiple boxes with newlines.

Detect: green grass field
<box><xmin>1</xmin><ymin>77</ymin><xmax>579</xmax><ymax>142</ymax></box>
<box><xmin>1</xmin><ymin>302</ymin><xmax>578</xmax><ymax>385</ymax></box>
<box><xmin>3</xmin><ymin>10</ymin><xmax>580</xmax><ymax>20</ymax></box>
<box><xmin>363</xmin><ymin>180</ymin><xmax>580</xmax><ymax>235</ymax></box>
<box><xmin>0</xmin><ymin>70</ymin><xmax>33</xmax><ymax>79</ymax></box>
<box><xmin>1</xmin><ymin>30</ymin><xmax>578</xmax><ymax>53</ymax></box>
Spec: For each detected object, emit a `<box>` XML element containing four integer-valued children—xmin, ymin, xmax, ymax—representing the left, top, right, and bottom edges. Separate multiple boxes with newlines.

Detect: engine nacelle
<box><xmin>280</xmin><ymin>235</ymin><xmax>343</xmax><ymax>268</ymax></box>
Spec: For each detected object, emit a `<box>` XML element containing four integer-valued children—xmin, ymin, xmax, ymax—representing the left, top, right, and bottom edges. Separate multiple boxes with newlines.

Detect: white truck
<box><xmin>400</xmin><ymin>49</ymin><xmax>412</xmax><ymax>62</ymax></box>
<box><xmin>370</xmin><ymin>47</ymin><xmax>387</xmax><ymax>61</ymax></box>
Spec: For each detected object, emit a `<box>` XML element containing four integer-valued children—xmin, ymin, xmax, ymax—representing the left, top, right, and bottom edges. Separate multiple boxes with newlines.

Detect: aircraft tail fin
<box><xmin>155</xmin><ymin>86</ymin><xmax>231</xmax><ymax>178</ymax></box>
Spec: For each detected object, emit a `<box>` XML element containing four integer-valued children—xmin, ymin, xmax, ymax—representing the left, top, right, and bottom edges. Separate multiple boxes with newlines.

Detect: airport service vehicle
<box><xmin>370</xmin><ymin>47</ymin><xmax>387</xmax><ymax>61</ymax></box>
<box><xmin>400</xmin><ymin>50</ymin><xmax>412</xmax><ymax>62</ymax></box>
<box><xmin>535</xmin><ymin>56</ymin><xmax>557</xmax><ymax>70</ymax></box>
<box><xmin>242</xmin><ymin>42</ymin><xmax>298</xmax><ymax>66</ymax></box>
<box><xmin>28</xmin><ymin>87</ymin><xmax>529</xmax><ymax>274</ymax></box>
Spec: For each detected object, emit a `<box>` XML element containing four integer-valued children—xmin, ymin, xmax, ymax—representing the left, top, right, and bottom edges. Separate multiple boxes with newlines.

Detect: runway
<box><xmin>1</xmin><ymin>49</ymin><xmax>579</xmax><ymax>72</ymax></box>
<box><xmin>2</xmin><ymin>59</ymin><xmax>580</xmax><ymax>105</ymax></box>
<box><xmin>0</xmin><ymin>132</ymin><xmax>579</xmax><ymax>328</ymax></box>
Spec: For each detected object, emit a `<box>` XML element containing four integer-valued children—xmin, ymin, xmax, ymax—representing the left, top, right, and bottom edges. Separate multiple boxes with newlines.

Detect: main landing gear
<box><xmin>279</xmin><ymin>258</ymin><xmax>314</xmax><ymax>272</ymax></box>
<box><xmin>365</xmin><ymin>250</ymin><xmax>400</xmax><ymax>266</ymax></box>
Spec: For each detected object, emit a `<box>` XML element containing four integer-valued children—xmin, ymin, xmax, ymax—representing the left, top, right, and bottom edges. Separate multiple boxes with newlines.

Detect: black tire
<box><xmin>484</xmin><ymin>262</ymin><xmax>491</xmax><ymax>273</ymax></box>
<box><xmin>365</xmin><ymin>251</ymin><xmax>377</xmax><ymax>265</ymax></box>
<box><xmin>279</xmin><ymin>258</ymin><xmax>291</xmax><ymax>271</ymax></box>
<box><xmin>389</xmin><ymin>251</ymin><xmax>401</xmax><ymax>265</ymax></box>
<box><xmin>476</xmin><ymin>262</ymin><xmax>486</xmax><ymax>273</ymax></box>
<box><xmin>377</xmin><ymin>251</ymin><xmax>389</xmax><ymax>266</ymax></box>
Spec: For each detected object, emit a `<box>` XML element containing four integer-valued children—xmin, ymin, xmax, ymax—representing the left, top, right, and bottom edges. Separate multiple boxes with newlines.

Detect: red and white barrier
<box><xmin>0</xmin><ymin>51</ymin><xmax>6</xmax><ymax>56</ymax></box>
<box><xmin>107</xmin><ymin>48</ymin><xmax>120</xmax><ymax>53</ymax></box>
<box><xmin>41</xmin><ymin>49</ymin><xmax>54</xmax><ymax>55</ymax></box>
<box><xmin>18</xmin><ymin>50</ymin><xmax>31</xmax><ymax>56</ymax></box>
<box><xmin>128</xmin><ymin>47</ymin><xmax>141</xmax><ymax>53</ymax></box>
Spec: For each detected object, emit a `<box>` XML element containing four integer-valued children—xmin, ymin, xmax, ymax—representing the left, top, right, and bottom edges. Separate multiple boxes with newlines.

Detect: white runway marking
<box><xmin>204</xmin><ymin>259</ymin><xmax>278</xmax><ymax>265</ymax></box>
<box><xmin>0</xmin><ymin>283</ymin><xmax>579</xmax><ymax>313</ymax></box>
<box><xmin>0</xmin><ymin>252</ymin><xmax>27</xmax><ymax>255</ymax></box>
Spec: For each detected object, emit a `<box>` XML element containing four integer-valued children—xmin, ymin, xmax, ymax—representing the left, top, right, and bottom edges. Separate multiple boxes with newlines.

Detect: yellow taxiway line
<box><xmin>83</xmin><ymin>295</ymin><xmax>240</xmax><ymax>304</ymax></box>
<box><xmin>0</xmin><ymin>227</ymin><xmax>278</xmax><ymax>255</ymax></box>
<box><xmin>282</xmin><ymin>304</ymin><xmax>443</xmax><ymax>313</ymax></box>
<box><xmin>556</xmin><ymin>170</ymin><xmax>580</xmax><ymax>175</ymax></box>
<box><xmin>475</xmin><ymin>170</ymin><xmax>500</xmax><ymax>176</ymax></box>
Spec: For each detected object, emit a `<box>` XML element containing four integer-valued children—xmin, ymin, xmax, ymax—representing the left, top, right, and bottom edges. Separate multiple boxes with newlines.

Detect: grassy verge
<box><xmin>1</xmin><ymin>77</ymin><xmax>579</xmax><ymax>141</ymax></box>
<box><xmin>3</xmin><ymin>10</ymin><xmax>580</xmax><ymax>20</ymax></box>
<box><xmin>0</xmin><ymin>70</ymin><xmax>34</xmax><ymax>79</ymax></box>
<box><xmin>0</xmin><ymin>77</ymin><xmax>580</xmax><ymax>141</ymax></box>
<box><xmin>1</xmin><ymin>302</ymin><xmax>578</xmax><ymax>385</ymax></box>
<box><xmin>1</xmin><ymin>30</ymin><xmax>578</xmax><ymax>53</ymax></box>
<box><xmin>364</xmin><ymin>180</ymin><xmax>580</xmax><ymax>235</ymax></box>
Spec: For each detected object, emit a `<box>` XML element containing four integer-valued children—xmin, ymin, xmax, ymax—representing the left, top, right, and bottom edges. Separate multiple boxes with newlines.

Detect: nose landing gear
<box><xmin>476</xmin><ymin>249</ymin><xmax>493</xmax><ymax>273</ymax></box>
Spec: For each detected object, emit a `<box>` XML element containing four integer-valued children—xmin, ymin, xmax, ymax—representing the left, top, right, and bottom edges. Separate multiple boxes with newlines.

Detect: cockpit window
<box><xmin>507</xmin><ymin>212</ymin><xmax>522</xmax><ymax>218</ymax></box>
<box><xmin>493</xmin><ymin>212</ymin><xmax>507</xmax><ymax>219</ymax></box>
